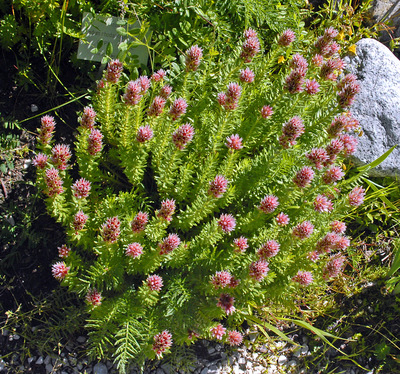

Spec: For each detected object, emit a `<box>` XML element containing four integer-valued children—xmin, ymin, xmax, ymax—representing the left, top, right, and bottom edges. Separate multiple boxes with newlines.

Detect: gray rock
<box><xmin>278</xmin><ymin>355</ymin><xmax>288</xmax><ymax>364</ymax></box>
<box><xmin>77</xmin><ymin>336</ymin><xmax>86</xmax><ymax>343</ymax></box>
<box><xmin>344</xmin><ymin>38</ymin><xmax>400</xmax><ymax>177</ymax></box>
<box><xmin>44</xmin><ymin>355</ymin><xmax>51</xmax><ymax>365</ymax></box>
<box><xmin>200</xmin><ymin>368</ymin><xmax>209</xmax><ymax>374</ymax></box>
<box><xmin>36</xmin><ymin>356</ymin><xmax>44</xmax><ymax>365</ymax></box>
<box><xmin>93</xmin><ymin>362</ymin><xmax>108</xmax><ymax>374</ymax></box>
<box><xmin>45</xmin><ymin>363</ymin><xmax>53</xmax><ymax>373</ymax></box>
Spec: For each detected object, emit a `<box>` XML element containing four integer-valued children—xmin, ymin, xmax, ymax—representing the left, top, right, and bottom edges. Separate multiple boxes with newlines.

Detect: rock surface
<box><xmin>344</xmin><ymin>38</ymin><xmax>400</xmax><ymax>177</ymax></box>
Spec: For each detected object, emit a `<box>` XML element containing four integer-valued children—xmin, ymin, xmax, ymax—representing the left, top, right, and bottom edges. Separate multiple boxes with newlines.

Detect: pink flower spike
<box><xmin>293</xmin><ymin>167</ymin><xmax>314</xmax><ymax>188</ymax></box>
<box><xmin>88</xmin><ymin>129</ymin><xmax>103</xmax><ymax>156</ymax></box>
<box><xmin>313</xmin><ymin>194</ymin><xmax>333</xmax><ymax>213</ymax></box>
<box><xmin>348</xmin><ymin>186</ymin><xmax>365</xmax><ymax>207</ymax></box>
<box><xmin>73</xmin><ymin>210</ymin><xmax>88</xmax><ymax>233</ymax></box>
<box><xmin>52</xmin><ymin>261</ymin><xmax>70</xmax><ymax>281</ymax></box>
<box><xmin>208</xmin><ymin>175</ymin><xmax>228</xmax><ymax>198</ymax></box>
<box><xmin>152</xmin><ymin>330</ymin><xmax>173</xmax><ymax>356</ymax></box>
<box><xmin>159</xmin><ymin>85</ymin><xmax>172</xmax><ymax>99</ymax></box>
<box><xmin>218</xmin><ymin>92</ymin><xmax>227</xmax><ymax>107</ymax></box>
<box><xmin>333</xmin><ymin>235</ymin><xmax>350</xmax><ymax>250</ymax></box>
<box><xmin>244</xmin><ymin>28</ymin><xmax>257</xmax><ymax>39</ymax></box>
<box><xmin>276</xmin><ymin>212</ymin><xmax>290</xmax><ymax>226</ymax></box>
<box><xmin>72</xmin><ymin>178</ymin><xmax>91</xmax><ymax>199</ymax></box>
<box><xmin>136</xmin><ymin>125</ymin><xmax>154</xmax><ymax>143</ymax></box>
<box><xmin>258</xmin><ymin>195</ymin><xmax>279</xmax><ymax>214</ymax></box>
<box><xmin>58</xmin><ymin>244</ymin><xmax>71</xmax><ymax>258</ymax></box>
<box><xmin>210</xmin><ymin>324</ymin><xmax>226</xmax><ymax>340</ymax></box>
<box><xmin>330</xmin><ymin>220</ymin><xmax>346</xmax><ymax>234</ymax></box>
<box><xmin>305</xmin><ymin>79</ymin><xmax>320</xmax><ymax>95</ymax></box>
<box><xmin>80</xmin><ymin>106</ymin><xmax>96</xmax><ymax>130</ymax></box>
<box><xmin>278</xmin><ymin>29</ymin><xmax>296</xmax><ymax>46</ymax></box>
<box><xmin>258</xmin><ymin>240</ymin><xmax>280</xmax><ymax>259</ymax></box>
<box><xmin>323</xmin><ymin>166</ymin><xmax>345</xmax><ymax>184</ymax></box>
<box><xmin>147</xmin><ymin>274</ymin><xmax>163</xmax><ymax>291</ymax></box>
<box><xmin>148</xmin><ymin>96</ymin><xmax>167</xmax><ymax>117</ymax></box>
<box><xmin>131</xmin><ymin>212</ymin><xmax>148</xmax><ymax>233</ymax></box>
<box><xmin>123</xmin><ymin>81</ymin><xmax>142</xmax><ymax>105</ymax></box>
<box><xmin>217</xmin><ymin>293</ymin><xmax>235</xmax><ymax>315</ymax></box>
<box><xmin>86</xmin><ymin>288</ymin><xmax>102</xmax><ymax>306</ymax></box>
<box><xmin>239</xmin><ymin>68</ymin><xmax>255</xmax><ymax>83</ymax></box>
<box><xmin>105</xmin><ymin>59</ymin><xmax>123</xmax><ymax>84</ymax></box>
<box><xmin>185</xmin><ymin>45</ymin><xmax>203</xmax><ymax>72</ymax></box>
<box><xmin>306</xmin><ymin>148</ymin><xmax>328</xmax><ymax>170</ymax></box>
<box><xmin>44</xmin><ymin>167</ymin><xmax>64</xmax><ymax>196</ymax></box>
<box><xmin>249</xmin><ymin>260</ymin><xmax>269</xmax><ymax>281</ymax></box>
<box><xmin>323</xmin><ymin>255</ymin><xmax>346</xmax><ymax>279</ymax></box>
<box><xmin>172</xmin><ymin>123</ymin><xmax>195</xmax><ymax>150</ymax></box>
<box><xmin>151</xmin><ymin>69</ymin><xmax>166</xmax><ymax>82</ymax></box>
<box><xmin>138</xmin><ymin>76</ymin><xmax>151</xmax><ymax>94</ymax></box>
<box><xmin>159</xmin><ymin>233</ymin><xmax>181</xmax><ymax>255</ymax></box>
<box><xmin>292</xmin><ymin>271</ymin><xmax>313</xmax><ymax>286</ymax></box>
<box><xmin>126</xmin><ymin>243</ymin><xmax>143</xmax><ymax>258</ymax></box>
<box><xmin>33</xmin><ymin>153</ymin><xmax>48</xmax><ymax>169</ymax></box>
<box><xmin>218</xmin><ymin>214</ymin><xmax>236</xmax><ymax>233</ymax></box>
<box><xmin>227</xmin><ymin>330</ymin><xmax>243</xmax><ymax>346</ymax></box>
<box><xmin>233</xmin><ymin>236</ymin><xmax>248</xmax><ymax>252</ymax></box>
<box><xmin>261</xmin><ymin>105</ymin><xmax>273</xmax><ymax>119</ymax></box>
<box><xmin>101</xmin><ymin>216</ymin><xmax>121</xmax><ymax>243</ymax></box>
<box><xmin>51</xmin><ymin>144</ymin><xmax>72</xmax><ymax>170</ymax></box>
<box><xmin>169</xmin><ymin>98</ymin><xmax>188</xmax><ymax>120</ymax></box>
<box><xmin>225</xmin><ymin>134</ymin><xmax>243</xmax><ymax>150</ymax></box>
<box><xmin>157</xmin><ymin>199</ymin><xmax>176</xmax><ymax>221</ymax></box>
<box><xmin>240</xmin><ymin>36</ymin><xmax>260</xmax><ymax>62</ymax></box>
<box><xmin>293</xmin><ymin>221</ymin><xmax>314</xmax><ymax>240</ymax></box>
<box><xmin>311</xmin><ymin>54</ymin><xmax>324</xmax><ymax>66</ymax></box>
<box><xmin>211</xmin><ymin>271</ymin><xmax>232</xmax><ymax>289</ymax></box>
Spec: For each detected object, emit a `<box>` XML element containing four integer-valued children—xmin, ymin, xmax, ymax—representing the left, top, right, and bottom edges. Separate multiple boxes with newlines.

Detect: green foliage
<box><xmin>34</xmin><ymin>21</ymin><xmax>379</xmax><ymax>371</ymax></box>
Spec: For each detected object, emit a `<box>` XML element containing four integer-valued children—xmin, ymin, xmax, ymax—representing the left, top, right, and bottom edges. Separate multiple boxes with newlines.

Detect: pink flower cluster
<box><xmin>169</xmin><ymin>98</ymin><xmax>188</xmax><ymax>121</ymax></box>
<box><xmin>147</xmin><ymin>274</ymin><xmax>163</xmax><ymax>291</ymax></box>
<box><xmin>276</xmin><ymin>212</ymin><xmax>290</xmax><ymax>226</ymax></box>
<box><xmin>86</xmin><ymin>288</ymin><xmax>102</xmax><ymax>306</ymax></box>
<box><xmin>172</xmin><ymin>123</ymin><xmax>194</xmax><ymax>150</ymax></box>
<box><xmin>319</xmin><ymin>58</ymin><xmax>345</xmax><ymax>81</ymax></box>
<box><xmin>258</xmin><ymin>194</ymin><xmax>279</xmax><ymax>214</ymax></box>
<box><xmin>208</xmin><ymin>175</ymin><xmax>228</xmax><ymax>198</ymax></box>
<box><xmin>157</xmin><ymin>199</ymin><xmax>176</xmax><ymax>221</ymax></box>
<box><xmin>322</xmin><ymin>166</ymin><xmax>344</xmax><ymax>184</ymax></box>
<box><xmin>218</xmin><ymin>214</ymin><xmax>236</xmax><ymax>233</ymax></box>
<box><xmin>240</xmin><ymin>28</ymin><xmax>260</xmax><ymax>62</ymax></box>
<box><xmin>33</xmin><ymin>153</ymin><xmax>48</xmax><ymax>169</ymax></box>
<box><xmin>210</xmin><ymin>324</ymin><xmax>226</xmax><ymax>340</ymax></box>
<box><xmin>38</xmin><ymin>115</ymin><xmax>56</xmax><ymax>144</ymax></box>
<box><xmin>211</xmin><ymin>271</ymin><xmax>232</xmax><ymax>289</ymax></box>
<box><xmin>315</xmin><ymin>231</ymin><xmax>350</xmax><ymax>254</ymax></box>
<box><xmin>314</xmin><ymin>27</ymin><xmax>340</xmax><ymax>57</ymax></box>
<box><xmin>105</xmin><ymin>59</ymin><xmax>123</xmax><ymax>84</ymax></box>
<box><xmin>185</xmin><ymin>45</ymin><xmax>203</xmax><ymax>71</ymax></box>
<box><xmin>278</xmin><ymin>29</ymin><xmax>296</xmax><ymax>47</ymax></box>
<box><xmin>239</xmin><ymin>68</ymin><xmax>255</xmax><ymax>83</ymax></box>
<box><xmin>151</xmin><ymin>69</ymin><xmax>166</xmax><ymax>82</ymax></box>
<box><xmin>323</xmin><ymin>255</ymin><xmax>346</xmax><ymax>279</ymax></box>
<box><xmin>292</xmin><ymin>270</ymin><xmax>313</xmax><ymax>286</ymax></box>
<box><xmin>72</xmin><ymin>178</ymin><xmax>91</xmax><ymax>199</ymax></box>
<box><xmin>126</xmin><ymin>242</ymin><xmax>143</xmax><ymax>258</ymax></box>
<box><xmin>159</xmin><ymin>233</ymin><xmax>181</xmax><ymax>255</ymax></box>
<box><xmin>123</xmin><ymin>76</ymin><xmax>151</xmax><ymax>106</ymax></box>
<box><xmin>337</xmin><ymin>74</ymin><xmax>361</xmax><ymax>108</ymax></box>
<box><xmin>306</xmin><ymin>148</ymin><xmax>329</xmax><ymax>170</ymax></box>
<box><xmin>73</xmin><ymin>211</ymin><xmax>88</xmax><ymax>233</ymax></box>
<box><xmin>101</xmin><ymin>216</ymin><xmax>121</xmax><ymax>243</ymax></box>
<box><xmin>159</xmin><ymin>85</ymin><xmax>172</xmax><ymax>99</ymax></box>
<box><xmin>279</xmin><ymin>116</ymin><xmax>305</xmax><ymax>148</ymax></box>
<box><xmin>51</xmin><ymin>144</ymin><xmax>71</xmax><ymax>170</ymax></box>
<box><xmin>225</xmin><ymin>134</ymin><xmax>243</xmax><ymax>150</ymax></box>
<box><xmin>249</xmin><ymin>260</ymin><xmax>269</xmax><ymax>281</ymax></box>
<box><xmin>131</xmin><ymin>212</ymin><xmax>148</xmax><ymax>233</ymax></box>
<box><xmin>148</xmin><ymin>96</ymin><xmax>166</xmax><ymax>117</ymax></box>
<box><xmin>58</xmin><ymin>244</ymin><xmax>71</xmax><ymax>258</ymax></box>
<box><xmin>88</xmin><ymin>129</ymin><xmax>103</xmax><ymax>155</ymax></box>
<box><xmin>304</xmin><ymin>79</ymin><xmax>320</xmax><ymax>95</ymax></box>
<box><xmin>313</xmin><ymin>194</ymin><xmax>333</xmax><ymax>213</ymax></box>
<box><xmin>292</xmin><ymin>221</ymin><xmax>314</xmax><ymax>239</ymax></box>
<box><xmin>44</xmin><ymin>167</ymin><xmax>64</xmax><ymax>196</ymax></box>
<box><xmin>261</xmin><ymin>105</ymin><xmax>273</xmax><ymax>119</ymax></box>
<box><xmin>52</xmin><ymin>261</ymin><xmax>69</xmax><ymax>281</ymax></box>
<box><xmin>137</xmin><ymin>125</ymin><xmax>154</xmax><ymax>143</ymax></box>
<box><xmin>80</xmin><ymin>107</ymin><xmax>96</xmax><ymax>130</ymax></box>
<box><xmin>293</xmin><ymin>166</ymin><xmax>314</xmax><ymax>188</ymax></box>
<box><xmin>218</xmin><ymin>83</ymin><xmax>242</xmax><ymax>111</ymax></box>
<box><xmin>217</xmin><ymin>293</ymin><xmax>235</xmax><ymax>314</ymax></box>
<box><xmin>152</xmin><ymin>330</ymin><xmax>173</xmax><ymax>356</ymax></box>
<box><xmin>227</xmin><ymin>330</ymin><xmax>243</xmax><ymax>346</ymax></box>
<box><xmin>348</xmin><ymin>186</ymin><xmax>365</xmax><ymax>207</ymax></box>
<box><xmin>233</xmin><ymin>236</ymin><xmax>248</xmax><ymax>252</ymax></box>
<box><xmin>257</xmin><ymin>240</ymin><xmax>280</xmax><ymax>259</ymax></box>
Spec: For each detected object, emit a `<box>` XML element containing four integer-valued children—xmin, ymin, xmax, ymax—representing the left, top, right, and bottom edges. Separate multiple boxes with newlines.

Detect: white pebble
<box><xmin>77</xmin><ymin>336</ymin><xmax>86</xmax><ymax>343</ymax></box>
<box><xmin>278</xmin><ymin>355</ymin><xmax>288</xmax><ymax>364</ymax></box>
<box><xmin>45</xmin><ymin>363</ymin><xmax>53</xmax><ymax>373</ymax></box>
<box><xmin>44</xmin><ymin>355</ymin><xmax>51</xmax><ymax>365</ymax></box>
<box><xmin>31</xmin><ymin>104</ymin><xmax>39</xmax><ymax>112</ymax></box>
<box><xmin>93</xmin><ymin>362</ymin><xmax>108</xmax><ymax>374</ymax></box>
<box><xmin>36</xmin><ymin>356</ymin><xmax>44</xmax><ymax>365</ymax></box>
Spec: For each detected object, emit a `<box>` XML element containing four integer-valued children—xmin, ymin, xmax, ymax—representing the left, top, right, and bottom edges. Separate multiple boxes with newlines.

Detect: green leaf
<box><xmin>387</xmin><ymin>239</ymin><xmax>400</xmax><ymax>277</ymax></box>
<box><xmin>106</xmin><ymin>42</ymin><xmax>113</xmax><ymax>56</ymax></box>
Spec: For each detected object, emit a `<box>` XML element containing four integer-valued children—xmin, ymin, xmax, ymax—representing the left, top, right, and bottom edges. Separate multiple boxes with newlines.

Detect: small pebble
<box><xmin>45</xmin><ymin>363</ymin><xmax>53</xmax><ymax>373</ymax></box>
<box><xmin>44</xmin><ymin>355</ymin><xmax>51</xmax><ymax>365</ymax></box>
<box><xmin>31</xmin><ymin>104</ymin><xmax>39</xmax><ymax>112</ymax></box>
<box><xmin>93</xmin><ymin>362</ymin><xmax>108</xmax><ymax>374</ymax></box>
<box><xmin>200</xmin><ymin>368</ymin><xmax>209</xmax><ymax>374</ymax></box>
<box><xmin>77</xmin><ymin>336</ymin><xmax>86</xmax><ymax>343</ymax></box>
<box><xmin>278</xmin><ymin>355</ymin><xmax>288</xmax><ymax>364</ymax></box>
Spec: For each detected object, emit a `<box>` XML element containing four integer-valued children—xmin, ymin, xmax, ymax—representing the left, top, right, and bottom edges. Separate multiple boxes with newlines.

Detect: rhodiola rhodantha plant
<box><xmin>33</xmin><ymin>26</ymin><xmax>365</xmax><ymax>371</ymax></box>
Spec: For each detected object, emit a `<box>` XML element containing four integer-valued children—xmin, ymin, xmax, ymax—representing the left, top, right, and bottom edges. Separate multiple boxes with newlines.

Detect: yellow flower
<box><xmin>348</xmin><ymin>44</ymin><xmax>357</xmax><ymax>54</ymax></box>
<box><xmin>338</xmin><ymin>31</ymin><xmax>345</xmax><ymax>41</ymax></box>
<box><xmin>278</xmin><ymin>55</ymin><xmax>285</xmax><ymax>63</ymax></box>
